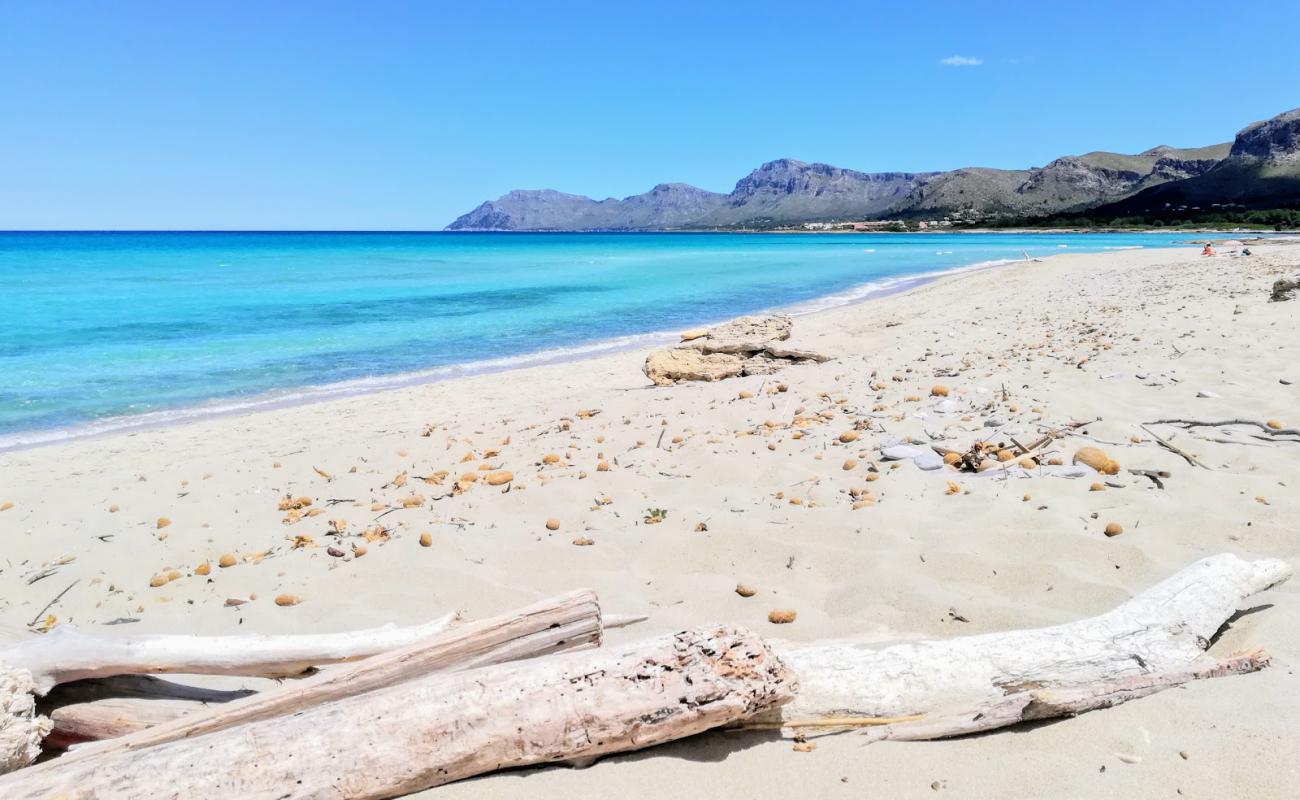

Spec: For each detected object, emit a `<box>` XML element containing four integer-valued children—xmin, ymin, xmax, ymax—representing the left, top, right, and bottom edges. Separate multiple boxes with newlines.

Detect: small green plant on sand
<box><xmin>644</xmin><ymin>508</ymin><xmax>668</xmax><ymax>524</ymax></box>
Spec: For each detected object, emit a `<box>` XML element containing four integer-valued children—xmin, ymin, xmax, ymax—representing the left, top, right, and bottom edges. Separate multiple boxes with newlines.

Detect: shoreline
<box><xmin>0</xmin><ymin>252</ymin><xmax>1043</xmax><ymax>454</ymax></box>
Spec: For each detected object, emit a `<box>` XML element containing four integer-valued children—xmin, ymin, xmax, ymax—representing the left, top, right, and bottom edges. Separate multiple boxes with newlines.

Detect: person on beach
<box><xmin>1202</xmin><ymin>243</ymin><xmax>1216</xmax><ymax>256</ymax></box>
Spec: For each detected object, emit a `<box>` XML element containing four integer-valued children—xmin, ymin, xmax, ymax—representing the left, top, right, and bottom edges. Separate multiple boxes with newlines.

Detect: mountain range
<box><xmin>446</xmin><ymin>107</ymin><xmax>1300</xmax><ymax>230</ymax></box>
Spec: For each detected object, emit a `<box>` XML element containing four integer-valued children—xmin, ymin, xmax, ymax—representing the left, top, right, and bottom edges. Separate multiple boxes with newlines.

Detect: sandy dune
<box><xmin>1</xmin><ymin>242</ymin><xmax>1297</xmax><ymax>798</ymax></box>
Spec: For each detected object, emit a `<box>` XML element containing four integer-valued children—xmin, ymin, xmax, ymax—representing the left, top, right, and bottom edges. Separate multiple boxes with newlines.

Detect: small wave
<box><xmin>0</xmin><ymin>329</ymin><xmax>680</xmax><ymax>452</ymax></box>
<box><xmin>1102</xmin><ymin>245</ymin><xmax>1144</xmax><ymax>250</ymax></box>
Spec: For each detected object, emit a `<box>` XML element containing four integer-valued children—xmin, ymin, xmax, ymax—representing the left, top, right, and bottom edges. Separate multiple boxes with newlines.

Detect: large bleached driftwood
<box><xmin>0</xmin><ymin>613</ymin><xmax>442</xmax><ymax>773</ymax></box>
<box><xmin>48</xmin><ymin>598</ymin><xmax>642</xmax><ymax>746</ymax></box>
<box><xmin>59</xmin><ymin>589</ymin><xmax>601</xmax><ymax>755</ymax></box>
<box><xmin>1</xmin><ymin>554</ymin><xmax>1287</xmax><ymax>791</ymax></box>
<box><xmin>0</xmin><ymin>613</ymin><xmax>458</xmax><ymax>694</ymax></box>
<box><xmin>748</xmin><ymin>553</ymin><xmax>1290</xmax><ymax>734</ymax></box>
<box><xmin>859</xmin><ymin>649</ymin><xmax>1269</xmax><ymax>742</ymax></box>
<box><xmin>1</xmin><ymin>625</ymin><xmax>795</xmax><ymax>800</ymax></box>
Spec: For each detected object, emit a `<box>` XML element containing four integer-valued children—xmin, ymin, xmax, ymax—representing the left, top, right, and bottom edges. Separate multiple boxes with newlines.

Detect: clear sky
<box><xmin>2</xmin><ymin>1</ymin><xmax>1297</xmax><ymax>230</ymax></box>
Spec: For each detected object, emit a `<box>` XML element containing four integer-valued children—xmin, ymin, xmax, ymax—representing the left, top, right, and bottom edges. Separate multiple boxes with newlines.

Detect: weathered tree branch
<box><xmin>746</xmin><ymin>554</ymin><xmax>1290</xmax><ymax>734</ymax></box>
<box><xmin>1</xmin><ymin>613</ymin><xmax>458</xmax><ymax>694</ymax></box>
<box><xmin>61</xmin><ymin>589</ymin><xmax>601</xmax><ymax>757</ymax></box>
<box><xmin>1</xmin><ymin>626</ymin><xmax>795</xmax><ymax>800</ymax></box>
<box><xmin>859</xmin><ymin>649</ymin><xmax>1269</xmax><ymax>741</ymax></box>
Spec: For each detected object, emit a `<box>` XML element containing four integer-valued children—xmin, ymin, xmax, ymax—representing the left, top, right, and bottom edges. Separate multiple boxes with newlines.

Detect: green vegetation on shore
<box><xmin>961</xmin><ymin>207</ymin><xmax>1300</xmax><ymax>232</ymax></box>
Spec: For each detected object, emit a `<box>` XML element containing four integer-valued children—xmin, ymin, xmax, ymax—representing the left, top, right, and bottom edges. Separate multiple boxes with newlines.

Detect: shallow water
<box><xmin>0</xmin><ymin>231</ymin><xmax>1183</xmax><ymax>446</ymax></box>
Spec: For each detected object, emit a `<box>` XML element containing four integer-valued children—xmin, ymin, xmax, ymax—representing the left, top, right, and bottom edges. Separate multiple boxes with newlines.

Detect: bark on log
<box><xmin>750</xmin><ymin>553</ymin><xmax>1290</xmax><ymax>734</ymax></box>
<box><xmin>0</xmin><ymin>613</ymin><xmax>458</xmax><ymax>694</ymax></box>
<box><xmin>61</xmin><ymin>589</ymin><xmax>601</xmax><ymax>755</ymax></box>
<box><xmin>0</xmin><ymin>625</ymin><xmax>795</xmax><ymax>800</ymax></box>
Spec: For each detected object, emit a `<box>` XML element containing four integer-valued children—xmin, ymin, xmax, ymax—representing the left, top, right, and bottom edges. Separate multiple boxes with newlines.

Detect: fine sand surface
<box><xmin>2</xmin><ymin>243</ymin><xmax>1298</xmax><ymax>798</ymax></box>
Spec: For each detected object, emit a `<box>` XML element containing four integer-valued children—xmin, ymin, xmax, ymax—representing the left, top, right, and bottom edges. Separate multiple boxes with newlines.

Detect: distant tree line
<box><xmin>964</xmin><ymin>207</ymin><xmax>1300</xmax><ymax>231</ymax></box>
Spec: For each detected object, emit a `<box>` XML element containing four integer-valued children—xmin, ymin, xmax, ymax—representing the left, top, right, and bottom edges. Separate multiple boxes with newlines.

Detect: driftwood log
<box><xmin>0</xmin><ymin>553</ymin><xmax>1289</xmax><ymax>796</ymax></box>
<box><xmin>0</xmin><ymin>612</ymin><xmax>458</xmax><ymax>693</ymax></box>
<box><xmin>42</xmin><ymin>676</ymin><xmax>253</xmax><ymax>745</ymax></box>
<box><xmin>859</xmin><ymin>649</ymin><xmax>1269</xmax><ymax>742</ymax></box>
<box><xmin>43</xmin><ymin>596</ymin><xmax>639</xmax><ymax>746</ymax></box>
<box><xmin>747</xmin><ymin>553</ymin><xmax>1289</xmax><ymax>735</ymax></box>
<box><xmin>0</xmin><ymin>612</ymin><xmax>458</xmax><ymax>772</ymax></box>
<box><xmin>59</xmin><ymin>589</ymin><xmax>602</xmax><ymax>755</ymax></box>
<box><xmin>1</xmin><ymin>625</ymin><xmax>795</xmax><ymax>799</ymax></box>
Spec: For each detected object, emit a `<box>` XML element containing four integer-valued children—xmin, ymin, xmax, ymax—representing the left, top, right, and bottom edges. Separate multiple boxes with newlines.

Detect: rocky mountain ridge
<box><xmin>1092</xmin><ymin>108</ymin><xmax>1300</xmax><ymax>217</ymax></box>
<box><xmin>447</xmin><ymin>107</ymin><xmax>1299</xmax><ymax>230</ymax></box>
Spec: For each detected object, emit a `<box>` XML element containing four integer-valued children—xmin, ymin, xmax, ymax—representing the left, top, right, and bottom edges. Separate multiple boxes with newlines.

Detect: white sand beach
<box><xmin>2</xmin><ymin>242</ymin><xmax>1297</xmax><ymax>798</ymax></box>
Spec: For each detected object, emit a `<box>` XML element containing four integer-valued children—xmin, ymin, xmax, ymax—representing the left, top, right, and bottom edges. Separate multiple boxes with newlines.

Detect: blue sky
<box><xmin>2</xmin><ymin>1</ymin><xmax>1297</xmax><ymax>230</ymax></box>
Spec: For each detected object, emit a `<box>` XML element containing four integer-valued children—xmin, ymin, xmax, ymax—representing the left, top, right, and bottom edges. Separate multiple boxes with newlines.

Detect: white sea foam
<box><xmin>0</xmin><ymin>329</ymin><xmax>679</xmax><ymax>452</ymax></box>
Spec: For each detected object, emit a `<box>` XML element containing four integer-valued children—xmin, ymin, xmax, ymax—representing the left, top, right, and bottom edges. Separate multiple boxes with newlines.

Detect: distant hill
<box><xmin>447</xmin><ymin>160</ymin><xmax>932</xmax><ymax>231</ymax></box>
<box><xmin>890</xmin><ymin>145</ymin><xmax>1228</xmax><ymax>219</ymax></box>
<box><xmin>688</xmin><ymin>160</ymin><xmax>934</xmax><ymax>228</ymax></box>
<box><xmin>446</xmin><ymin>107</ymin><xmax>1298</xmax><ymax>230</ymax></box>
<box><xmin>448</xmin><ymin>184</ymin><xmax>729</xmax><ymax>231</ymax></box>
<box><xmin>1092</xmin><ymin>109</ymin><xmax>1300</xmax><ymax>216</ymax></box>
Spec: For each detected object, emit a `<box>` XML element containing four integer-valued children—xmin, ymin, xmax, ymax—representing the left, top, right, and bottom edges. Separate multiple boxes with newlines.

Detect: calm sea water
<box><xmin>1</xmin><ymin>231</ymin><xmax>1181</xmax><ymax>447</ymax></box>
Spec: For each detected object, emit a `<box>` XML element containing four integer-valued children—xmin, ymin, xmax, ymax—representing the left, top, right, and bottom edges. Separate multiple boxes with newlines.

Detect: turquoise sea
<box><xmin>1</xmin><ymin>231</ymin><xmax>1183</xmax><ymax>448</ymax></box>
